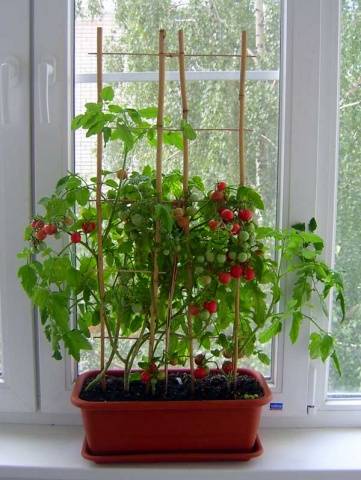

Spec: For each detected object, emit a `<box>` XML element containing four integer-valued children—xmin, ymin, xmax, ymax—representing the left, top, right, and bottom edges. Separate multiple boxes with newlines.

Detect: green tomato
<box><xmin>131</xmin><ymin>303</ymin><xmax>143</xmax><ymax>314</ymax></box>
<box><xmin>195</xmin><ymin>266</ymin><xmax>204</xmax><ymax>275</ymax></box>
<box><xmin>199</xmin><ymin>275</ymin><xmax>212</xmax><ymax>286</ymax></box>
<box><xmin>196</xmin><ymin>255</ymin><xmax>205</xmax><ymax>263</ymax></box>
<box><xmin>216</xmin><ymin>253</ymin><xmax>227</xmax><ymax>264</ymax></box>
<box><xmin>199</xmin><ymin>310</ymin><xmax>211</xmax><ymax>321</ymax></box>
<box><xmin>237</xmin><ymin>252</ymin><xmax>248</xmax><ymax>263</ymax></box>
<box><xmin>174</xmin><ymin>245</ymin><xmax>182</xmax><ymax>253</ymax></box>
<box><xmin>131</xmin><ymin>213</ymin><xmax>143</xmax><ymax>227</ymax></box>
<box><xmin>205</xmin><ymin>251</ymin><xmax>215</xmax><ymax>262</ymax></box>
<box><xmin>228</xmin><ymin>251</ymin><xmax>237</xmax><ymax>260</ymax></box>
<box><xmin>242</xmin><ymin>242</ymin><xmax>251</xmax><ymax>251</ymax></box>
<box><xmin>246</xmin><ymin>222</ymin><xmax>256</xmax><ymax>232</ymax></box>
<box><xmin>239</xmin><ymin>231</ymin><xmax>250</xmax><ymax>242</ymax></box>
<box><xmin>163</xmin><ymin>249</ymin><xmax>170</xmax><ymax>256</ymax></box>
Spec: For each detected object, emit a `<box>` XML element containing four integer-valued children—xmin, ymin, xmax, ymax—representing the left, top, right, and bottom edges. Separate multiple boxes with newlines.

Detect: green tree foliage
<box><xmin>328</xmin><ymin>0</ymin><xmax>361</xmax><ymax>393</ymax></box>
<box><xmin>77</xmin><ymin>0</ymin><xmax>280</xmax><ymax>229</ymax></box>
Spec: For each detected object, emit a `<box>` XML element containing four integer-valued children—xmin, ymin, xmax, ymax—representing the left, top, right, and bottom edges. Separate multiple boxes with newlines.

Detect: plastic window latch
<box><xmin>0</xmin><ymin>56</ymin><xmax>20</xmax><ymax>125</ymax></box>
<box><xmin>38</xmin><ymin>57</ymin><xmax>56</xmax><ymax>124</ymax></box>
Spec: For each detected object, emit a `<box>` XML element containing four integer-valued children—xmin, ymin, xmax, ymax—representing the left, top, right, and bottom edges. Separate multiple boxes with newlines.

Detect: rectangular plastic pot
<box><xmin>71</xmin><ymin>368</ymin><xmax>271</xmax><ymax>456</ymax></box>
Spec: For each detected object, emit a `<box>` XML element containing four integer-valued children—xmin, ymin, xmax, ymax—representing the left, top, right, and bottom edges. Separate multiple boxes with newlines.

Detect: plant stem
<box><xmin>124</xmin><ymin>324</ymin><xmax>148</xmax><ymax>391</ymax></box>
<box><xmin>85</xmin><ymin>310</ymin><xmax>123</xmax><ymax>391</ymax></box>
<box><xmin>164</xmin><ymin>257</ymin><xmax>178</xmax><ymax>392</ymax></box>
<box><xmin>232</xmin><ymin>278</ymin><xmax>241</xmax><ymax>384</ymax></box>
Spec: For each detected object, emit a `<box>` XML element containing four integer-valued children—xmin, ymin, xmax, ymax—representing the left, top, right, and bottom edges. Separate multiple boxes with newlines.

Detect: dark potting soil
<box><xmin>79</xmin><ymin>372</ymin><xmax>264</xmax><ymax>402</ymax></box>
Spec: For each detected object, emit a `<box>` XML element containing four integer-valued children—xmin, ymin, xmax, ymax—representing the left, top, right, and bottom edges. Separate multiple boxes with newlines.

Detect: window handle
<box><xmin>0</xmin><ymin>57</ymin><xmax>20</xmax><ymax>125</ymax></box>
<box><xmin>38</xmin><ymin>58</ymin><xmax>56</xmax><ymax>124</ymax></box>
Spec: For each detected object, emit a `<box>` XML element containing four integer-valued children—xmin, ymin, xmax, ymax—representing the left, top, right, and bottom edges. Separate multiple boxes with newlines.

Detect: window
<box><xmin>328</xmin><ymin>0</ymin><xmax>361</xmax><ymax>398</ymax></box>
<box><xmin>2</xmin><ymin>0</ymin><xmax>360</xmax><ymax>423</ymax></box>
<box><xmin>74</xmin><ymin>0</ymin><xmax>281</xmax><ymax>379</ymax></box>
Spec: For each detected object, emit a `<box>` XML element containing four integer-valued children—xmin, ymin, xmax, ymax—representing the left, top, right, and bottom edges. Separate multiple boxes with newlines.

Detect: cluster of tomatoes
<box><xmin>30</xmin><ymin>217</ymin><xmax>96</xmax><ymax>246</ymax></box>
<box><xmin>140</xmin><ymin>362</ymin><xmax>160</xmax><ymax>383</ymax></box>
<box><xmin>30</xmin><ymin>219</ymin><xmax>58</xmax><ymax>242</ymax></box>
<box><xmin>188</xmin><ymin>299</ymin><xmax>218</xmax><ymax>321</ymax></box>
<box><xmin>140</xmin><ymin>355</ymin><xmax>235</xmax><ymax>383</ymax></box>
<box><xmin>68</xmin><ymin>221</ymin><xmax>97</xmax><ymax>244</ymax></box>
<box><xmin>208</xmin><ymin>181</ymin><xmax>256</xmax><ymax>285</ymax></box>
<box><xmin>193</xmin><ymin>354</ymin><xmax>235</xmax><ymax>379</ymax></box>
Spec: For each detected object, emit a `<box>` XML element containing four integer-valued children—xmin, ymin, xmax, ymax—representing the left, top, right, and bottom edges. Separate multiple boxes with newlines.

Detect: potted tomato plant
<box><xmin>18</xmin><ymin>86</ymin><xmax>345</xmax><ymax>462</ymax></box>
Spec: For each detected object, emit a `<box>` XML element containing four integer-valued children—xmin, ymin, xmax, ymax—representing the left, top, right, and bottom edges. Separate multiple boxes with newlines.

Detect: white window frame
<box><xmin>0</xmin><ymin>0</ymin><xmax>37</xmax><ymax>413</ymax></box>
<box><xmin>1</xmin><ymin>0</ymin><xmax>360</xmax><ymax>425</ymax></box>
<box><xmin>32</xmin><ymin>0</ymin><xmax>77</xmax><ymax>415</ymax></box>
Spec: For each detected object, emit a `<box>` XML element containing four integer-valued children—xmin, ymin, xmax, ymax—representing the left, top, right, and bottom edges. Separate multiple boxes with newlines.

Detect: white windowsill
<box><xmin>0</xmin><ymin>425</ymin><xmax>360</xmax><ymax>480</ymax></box>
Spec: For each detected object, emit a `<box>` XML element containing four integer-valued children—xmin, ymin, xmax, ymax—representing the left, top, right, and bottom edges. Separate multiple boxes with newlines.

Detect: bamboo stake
<box><xmin>96</xmin><ymin>27</ymin><xmax>106</xmax><ymax>387</ymax></box>
<box><xmin>233</xmin><ymin>31</ymin><xmax>247</xmax><ymax>386</ymax></box>
<box><xmin>239</xmin><ymin>31</ymin><xmax>247</xmax><ymax>186</ymax></box>
<box><xmin>178</xmin><ymin>30</ymin><xmax>195</xmax><ymax>391</ymax></box>
<box><xmin>148</xmin><ymin>29</ymin><xmax>166</xmax><ymax>362</ymax></box>
<box><xmin>179</xmin><ymin>30</ymin><xmax>189</xmax><ymax>192</ymax></box>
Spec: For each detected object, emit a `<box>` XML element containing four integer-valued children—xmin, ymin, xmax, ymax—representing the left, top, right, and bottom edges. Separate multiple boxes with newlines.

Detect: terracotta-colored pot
<box><xmin>71</xmin><ymin>368</ymin><xmax>271</xmax><ymax>456</ymax></box>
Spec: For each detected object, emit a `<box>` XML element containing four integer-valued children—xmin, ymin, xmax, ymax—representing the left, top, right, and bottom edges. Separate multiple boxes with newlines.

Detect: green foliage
<box><xmin>19</xmin><ymin>63</ymin><xmax>345</xmax><ymax>385</ymax></box>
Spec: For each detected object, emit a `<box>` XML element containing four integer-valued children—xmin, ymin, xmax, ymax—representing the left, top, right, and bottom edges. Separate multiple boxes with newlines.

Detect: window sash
<box><xmin>20</xmin><ymin>0</ymin><xmax>361</xmax><ymax>421</ymax></box>
<box><xmin>0</xmin><ymin>0</ymin><xmax>36</xmax><ymax>413</ymax></box>
<box><xmin>32</xmin><ymin>0</ymin><xmax>76</xmax><ymax>413</ymax></box>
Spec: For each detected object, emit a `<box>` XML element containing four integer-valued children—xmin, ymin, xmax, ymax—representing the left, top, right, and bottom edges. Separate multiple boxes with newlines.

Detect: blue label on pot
<box><xmin>270</xmin><ymin>402</ymin><xmax>283</xmax><ymax>410</ymax></box>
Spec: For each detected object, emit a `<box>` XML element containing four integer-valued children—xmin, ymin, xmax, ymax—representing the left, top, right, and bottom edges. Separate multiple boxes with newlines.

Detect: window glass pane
<box><xmin>75</xmin><ymin>0</ymin><xmax>280</xmax><ymax>377</ymax></box>
<box><xmin>328</xmin><ymin>0</ymin><xmax>361</xmax><ymax>396</ymax></box>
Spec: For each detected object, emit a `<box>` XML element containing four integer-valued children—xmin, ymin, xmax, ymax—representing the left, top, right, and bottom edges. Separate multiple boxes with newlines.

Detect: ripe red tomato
<box><xmin>44</xmin><ymin>224</ymin><xmax>57</xmax><ymax>235</ymax></box>
<box><xmin>203</xmin><ymin>300</ymin><xmax>218</xmax><ymax>313</ymax></box>
<box><xmin>140</xmin><ymin>371</ymin><xmax>151</xmax><ymax>383</ymax></box>
<box><xmin>194</xmin><ymin>367</ymin><xmax>209</xmax><ymax>379</ymax></box>
<box><xmin>231</xmin><ymin>223</ymin><xmax>241</xmax><ymax>235</ymax></box>
<box><xmin>220</xmin><ymin>209</ymin><xmax>234</xmax><ymax>222</ymax></box>
<box><xmin>35</xmin><ymin>228</ymin><xmax>47</xmax><ymax>241</ymax></box>
<box><xmin>176</xmin><ymin>216</ymin><xmax>190</xmax><ymax>231</ymax></box>
<box><xmin>217</xmin><ymin>181</ymin><xmax>227</xmax><ymax>191</ymax></box>
<box><xmin>238</xmin><ymin>209</ymin><xmax>253</xmax><ymax>222</ymax></box>
<box><xmin>218</xmin><ymin>272</ymin><xmax>232</xmax><ymax>284</ymax></box>
<box><xmin>82</xmin><ymin>221</ymin><xmax>96</xmax><ymax>234</ymax></box>
<box><xmin>244</xmin><ymin>266</ymin><xmax>256</xmax><ymax>281</ymax></box>
<box><xmin>189</xmin><ymin>304</ymin><xmax>200</xmax><ymax>316</ymax></box>
<box><xmin>32</xmin><ymin>219</ymin><xmax>45</xmax><ymax>229</ymax></box>
<box><xmin>210</xmin><ymin>190</ymin><xmax>224</xmax><ymax>201</ymax></box>
<box><xmin>230</xmin><ymin>264</ymin><xmax>243</xmax><ymax>279</ymax></box>
<box><xmin>70</xmin><ymin>232</ymin><xmax>81</xmax><ymax>244</ymax></box>
<box><xmin>208</xmin><ymin>219</ymin><xmax>219</xmax><ymax>231</ymax></box>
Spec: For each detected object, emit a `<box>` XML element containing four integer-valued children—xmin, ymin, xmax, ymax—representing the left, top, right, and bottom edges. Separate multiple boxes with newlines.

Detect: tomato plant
<box><xmin>17</xmin><ymin>86</ymin><xmax>345</xmax><ymax>392</ymax></box>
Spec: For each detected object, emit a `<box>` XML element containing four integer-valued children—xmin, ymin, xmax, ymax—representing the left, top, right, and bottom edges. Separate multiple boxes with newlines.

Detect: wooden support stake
<box><xmin>96</xmin><ymin>27</ymin><xmax>106</xmax><ymax>384</ymax></box>
<box><xmin>233</xmin><ymin>31</ymin><xmax>248</xmax><ymax>386</ymax></box>
<box><xmin>149</xmin><ymin>30</ymin><xmax>166</xmax><ymax>362</ymax></box>
<box><xmin>178</xmin><ymin>30</ymin><xmax>195</xmax><ymax>390</ymax></box>
<box><xmin>239</xmin><ymin>31</ymin><xmax>247</xmax><ymax>186</ymax></box>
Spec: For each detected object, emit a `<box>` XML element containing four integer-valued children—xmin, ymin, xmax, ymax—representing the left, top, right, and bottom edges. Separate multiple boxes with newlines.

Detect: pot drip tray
<box><xmin>81</xmin><ymin>436</ymin><xmax>263</xmax><ymax>463</ymax></box>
